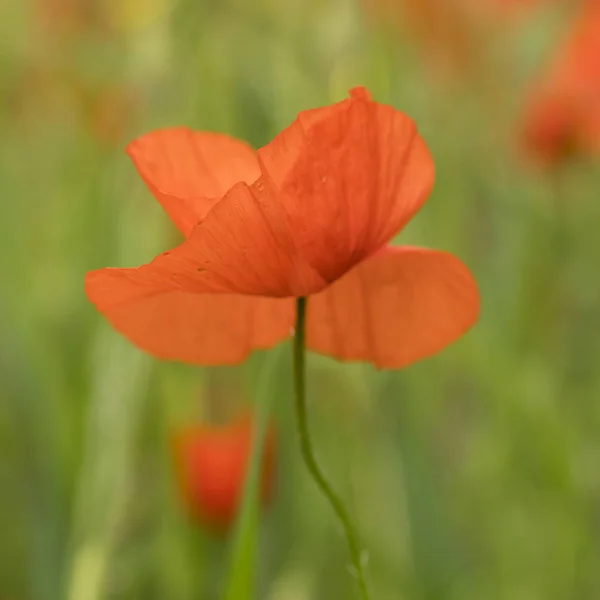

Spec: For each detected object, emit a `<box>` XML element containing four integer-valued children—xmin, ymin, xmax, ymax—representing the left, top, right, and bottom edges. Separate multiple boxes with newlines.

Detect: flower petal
<box><xmin>85</xmin><ymin>269</ymin><xmax>294</xmax><ymax>365</ymax></box>
<box><xmin>306</xmin><ymin>245</ymin><xmax>480</xmax><ymax>369</ymax></box>
<box><xmin>258</xmin><ymin>87</ymin><xmax>435</xmax><ymax>284</ymax></box>
<box><xmin>128</xmin><ymin>128</ymin><xmax>260</xmax><ymax>236</ymax></box>
<box><xmin>88</xmin><ymin>177</ymin><xmax>327</xmax><ymax>300</ymax></box>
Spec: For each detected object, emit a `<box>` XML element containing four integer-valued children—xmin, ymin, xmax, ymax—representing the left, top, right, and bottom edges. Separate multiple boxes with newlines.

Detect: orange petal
<box><xmin>258</xmin><ymin>87</ymin><xmax>435</xmax><ymax>285</ymax></box>
<box><xmin>306</xmin><ymin>245</ymin><xmax>480</xmax><ymax>369</ymax></box>
<box><xmin>127</xmin><ymin>128</ymin><xmax>260</xmax><ymax>237</ymax></box>
<box><xmin>87</xmin><ymin>177</ymin><xmax>327</xmax><ymax>300</ymax></box>
<box><xmin>85</xmin><ymin>271</ymin><xmax>295</xmax><ymax>364</ymax></box>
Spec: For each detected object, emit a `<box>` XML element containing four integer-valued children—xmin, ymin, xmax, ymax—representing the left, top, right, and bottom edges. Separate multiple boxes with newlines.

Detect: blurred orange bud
<box><xmin>34</xmin><ymin>0</ymin><xmax>90</xmax><ymax>37</ymax></box>
<box><xmin>468</xmin><ymin>0</ymin><xmax>551</xmax><ymax>17</ymax></box>
<box><xmin>521</xmin><ymin>0</ymin><xmax>600</xmax><ymax>167</ymax></box>
<box><xmin>87</xmin><ymin>87</ymin><xmax>136</xmax><ymax>147</ymax></box>
<box><xmin>171</xmin><ymin>412</ymin><xmax>276</xmax><ymax>533</ymax></box>
<box><xmin>361</xmin><ymin>0</ymin><xmax>484</xmax><ymax>81</ymax></box>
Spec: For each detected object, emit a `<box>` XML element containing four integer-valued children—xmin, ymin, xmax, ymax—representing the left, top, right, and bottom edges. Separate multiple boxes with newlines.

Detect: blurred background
<box><xmin>2</xmin><ymin>0</ymin><xmax>600</xmax><ymax>598</ymax></box>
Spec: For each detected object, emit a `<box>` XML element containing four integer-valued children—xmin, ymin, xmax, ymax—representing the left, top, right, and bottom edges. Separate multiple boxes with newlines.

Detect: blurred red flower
<box><xmin>86</xmin><ymin>87</ymin><xmax>136</xmax><ymax>147</ymax></box>
<box><xmin>475</xmin><ymin>0</ymin><xmax>548</xmax><ymax>15</ymax></box>
<box><xmin>85</xmin><ymin>87</ymin><xmax>479</xmax><ymax>368</ymax></box>
<box><xmin>34</xmin><ymin>0</ymin><xmax>92</xmax><ymax>36</ymax></box>
<box><xmin>171</xmin><ymin>414</ymin><xmax>276</xmax><ymax>532</ymax></box>
<box><xmin>522</xmin><ymin>0</ymin><xmax>600</xmax><ymax>166</ymax></box>
<box><xmin>362</xmin><ymin>0</ymin><xmax>482</xmax><ymax>79</ymax></box>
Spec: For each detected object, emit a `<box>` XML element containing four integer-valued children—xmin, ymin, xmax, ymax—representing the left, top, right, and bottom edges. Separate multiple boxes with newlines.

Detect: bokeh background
<box><xmin>2</xmin><ymin>0</ymin><xmax>600</xmax><ymax>599</ymax></box>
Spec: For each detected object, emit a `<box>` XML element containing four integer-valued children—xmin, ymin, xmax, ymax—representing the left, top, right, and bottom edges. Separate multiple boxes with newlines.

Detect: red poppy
<box><xmin>362</xmin><ymin>0</ymin><xmax>482</xmax><ymax>80</ymax></box>
<box><xmin>35</xmin><ymin>0</ymin><xmax>90</xmax><ymax>36</ymax></box>
<box><xmin>85</xmin><ymin>88</ymin><xmax>479</xmax><ymax>368</ymax></box>
<box><xmin>171</xmin><ymin>414</ymin><xmax>276</xmax><ymax>532</ymax></box>
<box><xmin>474</xmin><ymin>0</ymin><xmax>548</xmax><ymax>15</ymax></box>
<box><xmin>86</xmin><ymin>87</ymin><xmax>135</xmax><ymax>147</ymax></box>
<box><xmin>522</xmin><ymin>0</ymin><xmax>600</xmax><ymax>166</ymax></box>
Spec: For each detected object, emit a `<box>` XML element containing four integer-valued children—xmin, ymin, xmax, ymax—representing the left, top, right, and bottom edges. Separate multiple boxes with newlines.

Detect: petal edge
<box><xmin>306</xmin><ymin>246</ymin><xmax>480</xmax><ymax>369</ymax></box>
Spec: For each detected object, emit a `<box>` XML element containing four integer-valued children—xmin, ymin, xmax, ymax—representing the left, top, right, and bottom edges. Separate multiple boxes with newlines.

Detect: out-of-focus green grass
<box><xmin>1</xmin><ymin>1</ymin><xmax>600</xmax><ymax>599</ymax></box>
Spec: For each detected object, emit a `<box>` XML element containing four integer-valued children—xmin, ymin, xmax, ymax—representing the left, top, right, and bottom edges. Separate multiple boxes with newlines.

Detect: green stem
<box><xmin>293</xmin><ymin>297</ymin><xmax>370</xmax><ymax>600</ymax></box>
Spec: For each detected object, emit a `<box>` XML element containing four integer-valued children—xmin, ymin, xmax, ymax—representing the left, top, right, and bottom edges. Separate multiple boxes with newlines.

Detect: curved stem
<box><xmin>293</xmin><ymin>297</ymin><xmax>370</xmax><ymax>600</ymax></box>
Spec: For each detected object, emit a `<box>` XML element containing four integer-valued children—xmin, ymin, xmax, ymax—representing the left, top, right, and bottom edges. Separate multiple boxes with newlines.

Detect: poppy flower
<box><xmin>171</xmin><ymin>413</ymin><xmax>276</xmax><ymax>532</ymax></box>
<box><xmin>361</xmin><ymin>0</ymin><xmax>483</xmax><ymax>81</ymax></box>
<box><xmin>86</xmin><ymin>87</ymin><xmax>135</xmax><ymax>147</ymax></box>
<box><xmin>474</xmin><ymin>0</ymin><xmax>549</xmax><ymax>15</ymax></box>
<box><xmin>35</xmin><ymin>0</ymin><xmax>90</xmax><ymax>37</ymax></box>
<box><xmin>85</xmin><ymin>87</ymin><xmax>479</xmax><ymax>368</ymax></box>
<box><xmin>521</xmin><ymin>0</ymin><xmax>600</xmax><ymax>166</ymax></box>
